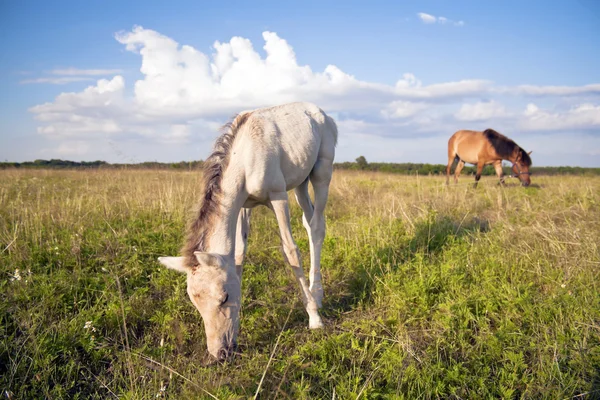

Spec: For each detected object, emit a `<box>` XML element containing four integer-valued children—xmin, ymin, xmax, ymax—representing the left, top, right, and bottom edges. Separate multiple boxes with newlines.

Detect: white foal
<box><xmin>158</xmin><ymin>102</ymin><xmax>337</xmax><ymax>362</ymax></box>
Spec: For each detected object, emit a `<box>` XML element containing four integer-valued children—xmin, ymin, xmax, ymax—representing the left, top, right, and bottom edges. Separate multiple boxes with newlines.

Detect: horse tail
<box><xmin>447</xmin><ymin>132</ymin><xmax>459</xmax><ymax>159</ymax></box>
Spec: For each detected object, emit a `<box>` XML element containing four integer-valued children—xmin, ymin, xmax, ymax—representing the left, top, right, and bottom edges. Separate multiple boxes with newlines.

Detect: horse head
<box><xmin>158</xmin><ymin>253</ymin><xmax>241</xmax><ymax>362</ymax></box>
<box><xmin>513</xmin><ymin>150</ymin><xmax>532</xmax><ymax>186</ymax></box>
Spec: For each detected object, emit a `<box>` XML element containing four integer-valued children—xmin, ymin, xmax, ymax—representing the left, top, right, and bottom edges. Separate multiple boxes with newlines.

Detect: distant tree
<box><xmin>356</xmin><ymin>156</ymin><xmax>368</xmax><ymax>170</ymax></box>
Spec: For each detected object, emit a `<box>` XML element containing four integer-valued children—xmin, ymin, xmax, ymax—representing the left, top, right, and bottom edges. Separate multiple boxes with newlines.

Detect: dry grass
<box><xmin>1</xmin><ymin>169</ymin><xmax>599</xmax><ymax>399</ymax></box>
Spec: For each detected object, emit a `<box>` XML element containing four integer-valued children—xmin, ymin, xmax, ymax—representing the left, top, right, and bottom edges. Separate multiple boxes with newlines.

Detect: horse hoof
<box><xmin>309</xmin><ymin>318</ymin><xmax>324</xmax><ymax>329</ymax></box>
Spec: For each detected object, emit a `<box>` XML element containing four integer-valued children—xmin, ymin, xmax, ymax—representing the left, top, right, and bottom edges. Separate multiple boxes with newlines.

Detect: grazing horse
<box><xmin>446</xmin><ymin>129</ymin><xmax>532</xmax><ymax>187</ymax></box>
<box><xmin>158</xmin><ymin>102</ymin><xmax>337</xmax><ymax>362</ymax></box>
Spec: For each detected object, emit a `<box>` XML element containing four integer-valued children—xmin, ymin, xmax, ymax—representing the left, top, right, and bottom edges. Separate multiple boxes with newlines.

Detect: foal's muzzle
<box><xmin>202</xmin><ymin>342</ymin><xmax>238</xmax><ymax>366</ymax></box>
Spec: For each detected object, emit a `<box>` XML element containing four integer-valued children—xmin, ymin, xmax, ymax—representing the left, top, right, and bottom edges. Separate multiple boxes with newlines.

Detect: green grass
<box><xmin>1</xmin><ymin>169</ymin><xmax>599</xmax><ymax>399</ymax></box>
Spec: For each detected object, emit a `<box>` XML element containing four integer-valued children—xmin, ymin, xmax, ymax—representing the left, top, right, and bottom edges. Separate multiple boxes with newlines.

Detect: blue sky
<box><xmin>1</xmin><ymin>0</ymin><xmax>599</xmax><ymax>166</ymax></box>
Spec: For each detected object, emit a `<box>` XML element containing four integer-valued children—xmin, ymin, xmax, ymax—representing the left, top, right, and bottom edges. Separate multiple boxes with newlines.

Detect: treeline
<box><xmin>0</xmin><ymin>159</ymin><xmax>204</xmax><ymax>170</ymax></box>
<box><xmin>1</xmin><ymin>158</ymin><xmax>599</xmax><ymax>176</ymax></box>
<box><xmin>334</xmin><ymin>161</ymin><xmax>600</xmax><ymax>176</ymax></box>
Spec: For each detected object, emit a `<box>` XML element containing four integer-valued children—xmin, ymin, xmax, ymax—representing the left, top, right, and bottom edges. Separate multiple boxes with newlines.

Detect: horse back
<box><xmin>448</xmin><ymin>130</ymin><xmax>490</xmax><ymax>165</ymax></box>
<box><xmin>235</xmin><ymin>102</ymin><xmax>336</xmax><ymax>196</ymax></box>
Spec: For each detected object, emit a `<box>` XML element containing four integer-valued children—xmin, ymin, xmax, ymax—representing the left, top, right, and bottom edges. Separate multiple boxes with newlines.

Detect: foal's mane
<box><xmin>182</xmin><ymin>112</ymin><xmax>252</xmax><ymax>267</ymax></box>
<box><xmin>483</xmin><ymin>128</ymin><xmax>531</xmax><ymax>166</ymax></box>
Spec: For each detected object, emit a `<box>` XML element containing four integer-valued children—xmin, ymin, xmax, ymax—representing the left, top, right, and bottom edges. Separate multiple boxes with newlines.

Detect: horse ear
<box><xmin>527</xmin><ymin>151</ymin><xmax>532</xmax><ymax>155</ymax></box>
<box><xmin>194</xmin><ymin>252</ymin><xmax>226</xmax><ymax>268</ymax></box>
<box><xmin>158</xmin><ymin>256</ymin><xmax>190</xmax><ymax>274</ymax></box>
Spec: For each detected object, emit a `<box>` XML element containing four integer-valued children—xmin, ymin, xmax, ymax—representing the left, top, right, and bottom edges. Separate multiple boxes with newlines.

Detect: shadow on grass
<box><xmin>590</xmin><ymin>372</ymin><xmax>600</xmax><ymax>400</ymax></box>
<box><xmin>323</xmin><ymin>213</ymin><xmax>490</xmax><ymax>319</ymax></box>
<box><xmin>526</xmin><ymin>183</ymin><xmax>543</xmax><ymax>189</ymax></box>
<box><xmin>501</xmin><ymin>182</ymin><xmax>543</xmax><ymax>189</ymax></box>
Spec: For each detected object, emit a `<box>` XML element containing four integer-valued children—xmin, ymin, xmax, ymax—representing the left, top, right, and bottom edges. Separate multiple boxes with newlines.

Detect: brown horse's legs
<box><xmin>473</xmin><ymin>161</ymin><xmax>485</xmax><ymax>188</ymax></box>
<box><xmin>446</xmin><ymin>155</ymin><xmax>456</xmax><ymax>185</ymax></box>
<box><xmin>493</xmin><ymin>161</ymin><xmax>505</xmax><ymax>185</ymax></box>
<box><xmin>454</xmin><ymin>160</ymin><xmax>465</xmax><ymax>184</ymax></box>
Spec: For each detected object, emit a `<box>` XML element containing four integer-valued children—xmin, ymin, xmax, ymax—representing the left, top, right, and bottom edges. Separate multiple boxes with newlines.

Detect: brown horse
<box><xmin>446</xmin><ymin>129</ymin><xmax>532</xmax><ymax>187</ymax></box>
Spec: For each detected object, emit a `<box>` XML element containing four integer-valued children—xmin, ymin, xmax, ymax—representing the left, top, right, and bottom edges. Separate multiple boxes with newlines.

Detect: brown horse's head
<box><xmin>513</xmin><ymin>149</ymin><xmax>532</xmax><ymax>186</ymax></box>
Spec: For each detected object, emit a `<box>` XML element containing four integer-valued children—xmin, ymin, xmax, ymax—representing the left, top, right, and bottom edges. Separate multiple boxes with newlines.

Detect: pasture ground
<box><xmin>1</xmin><ymin>169</ymin><xmax>599</xmax><ymax>399</ymax></box>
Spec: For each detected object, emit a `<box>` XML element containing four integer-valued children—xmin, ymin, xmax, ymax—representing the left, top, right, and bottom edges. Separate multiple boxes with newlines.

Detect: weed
<box><xmin>1</xmin><ymin>170</ymin><xmax>598</xmax><ymax>398</ymax></box>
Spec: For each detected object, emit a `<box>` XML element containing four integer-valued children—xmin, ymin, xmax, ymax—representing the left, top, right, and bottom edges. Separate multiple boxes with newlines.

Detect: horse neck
<box><xmin>508</xmin><ymin>148</ymin><xmax>520</xmax><ymax>164</ymax></box>
<box><xmin>206</xmin><ymin>166</ymin><xmax>247</xmax><ymax>260</ymax></box>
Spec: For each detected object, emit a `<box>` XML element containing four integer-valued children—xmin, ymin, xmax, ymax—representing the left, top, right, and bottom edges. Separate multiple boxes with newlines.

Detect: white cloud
<box><xmin>21</xmin><ymin>77</ymin><xmax>94</xmax><ymax>85</ymax></box>
<box><xmin>31</xmin><ymin>76</ymin><xmax>126</xmax><ymax>117</ymax></box>
<box><xmin>511</xmin><ymin>84</ymin><xmax>600</xmax><ymax>96</ymax></box>
<box><xmin>520</xmin><ymin>103</ymin><xmax>600</xmax><ymax>131</ymax></box>
<box><xmin>51</xmin><ymin>68</ymin><xmax>124</xmax><ymax>76</ymax></box>
<box><xmin>163</xmin><ymin>124</ymin><xmax>191</xmax><ymax>143</ymax></box>
<box><xmin>21</xmin><ymin>68</ymin><xmax>124</xmax><ymax>84</ymax></box>
<box><xmin>42</xmin><ymin>141</ymin><xmax>90</xmax><ymax>156</ymax></box>
<box><xmin>112</xmin><ymin>27</ymin><xmax>367</xmax><ymax>116</ymax></box>
<box><xmin>417</xmin><ymin>13</ymin><xmax>437</xmax><ymax>24</ymax></box>
<box><xmin>29</xmin><ymin>76</ymin><xmax>128</xmax><ymax>136</ymax></box>
<box><xmin>337</xmin><ymin>130</ymin><xmax>449</xmax><ymax>163</ymax></box>
<box><xmin>417</xmin><ymin>13</ymin><xmax>464</xmax><ymax>26</ymax></box>
<box><xmin>394</xmin><ymin>74</ymin><xmax>490</xmax><ymax>99</ymax></box>
<box><xmin>26</xmin><ymin>27</ymin><xmax>600</xmax><ymax>166</ymax></box>
<box><xmin>386</xmin><ymin>73</ymin><xmax>491</xmax><ymax>103</ymax></box>
<box><xmin>30</xmin><ymin>27</ymin><xmax>491</xmax><ymax>141</ymax></box>
<box><xmin>383</xmin><ymin>101</ymin><xmax>429</xmax><ymax>118</ymax></box>
<box><xmin>455</xmin><ymin>100</ymin><xmax>509</xmax><ymax>121</ymax></box>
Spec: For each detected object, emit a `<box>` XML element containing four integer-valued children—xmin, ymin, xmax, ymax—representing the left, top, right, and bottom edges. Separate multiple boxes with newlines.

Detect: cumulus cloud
<box><xmin>455</xmin><ymin>100</ymin><xmax>510</xmax><ymax>121</ymax></box>
<box><xmin>112</xmin><ymin>27</ymin><xmax>357</xmax><ymax>116</ymax></box>
<box><xmin>30</xmin><ymin>76</ymin><xmax>126</xmax><ymax>136</ymax></box>
<box><xmin>520</xmin><ymin>103</ymin><xmax>600</xmax><ymax>131</ymax></box>
<box><xmin>417</xmin><ymin>12</ymin><xmax>464</xmax><ymax>26</ymax></box>
<box><xmin>30</xmin><ymin>27</ymin><xmax>492</xmax><ymax>141</ymax></box>
<box><xmin>26</xmin><ymin>27</ymin><xmax>600</xmax><ymax>165</ymax></box>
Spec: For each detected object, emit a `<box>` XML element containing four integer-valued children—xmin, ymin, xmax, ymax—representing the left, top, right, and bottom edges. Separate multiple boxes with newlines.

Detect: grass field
<box><xmin>1</xmin><ymin>169</ymin><xmax>599</xmax><ymax>399</ymax></box>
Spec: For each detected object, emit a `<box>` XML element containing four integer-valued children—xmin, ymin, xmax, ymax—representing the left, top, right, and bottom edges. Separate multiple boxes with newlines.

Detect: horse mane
<box><xmin>520</xmin><ymin>148</ymin><xmax>532</xmax><ymax>166</ymax></box>
<box><xmin>483</xmin><ymin>128</ymin><xmax>531</xmax><ymax>166</ymax></box>
<box><xmin>182</xmin><ymin>112</ymin><xmax>252</xmax><ymax>267</ymax></box>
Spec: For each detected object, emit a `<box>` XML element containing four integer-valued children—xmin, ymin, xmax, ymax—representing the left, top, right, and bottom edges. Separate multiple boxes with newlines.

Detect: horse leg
<box><xmin>269</xmin><ymin>191</ymin><xmax>324</xmax><ymax>329</ymax></box>
<box><xmin>295</xmin><ymin>160</ymin><xmax>332</xmax><ymax>309</ymax></box>
<box><xmin>446</xmin><ymin>155</ymin><xmax>456</xmax><ymax>185</ymax></box>
<box><xmin>474</xmin><ymin>161</ymin><xmax>484</xmax><ymax>188</ymax></box>
<box><xmin>234</xmin><ymin>208</ymin><xmax>251</xmax><ymax>280</ymax></box>
<box><xmin>308</xmin><ymin>171</ymin><xmax>331</xmax><ymax>309</ymax></box>
<box><xmin>454</xmin><ymin>160</ymin><xmax>465</xmax><ymax>184</ymax></box>
<box><xmin>294</xmin><ymin>179</ymin><xmax>319</xmax><ymax>306</ymax></box>
<box><xmin>493</xmin><ymin>161</ymin><xmax>505</xmax><ymax>185</ymax></box>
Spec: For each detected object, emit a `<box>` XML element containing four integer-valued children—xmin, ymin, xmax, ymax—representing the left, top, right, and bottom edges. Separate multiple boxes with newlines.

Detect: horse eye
<box><xmin>221</xmin><ymin>293</ymin><xmax>229</xmax><ymax>305</ymax></box>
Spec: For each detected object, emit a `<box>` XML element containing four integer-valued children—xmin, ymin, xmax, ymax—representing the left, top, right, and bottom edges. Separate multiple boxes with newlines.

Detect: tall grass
<box><xmin>1</xmin><ymin>169</ymin><xmax>599</xmax><ymax>399</ymax></box>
